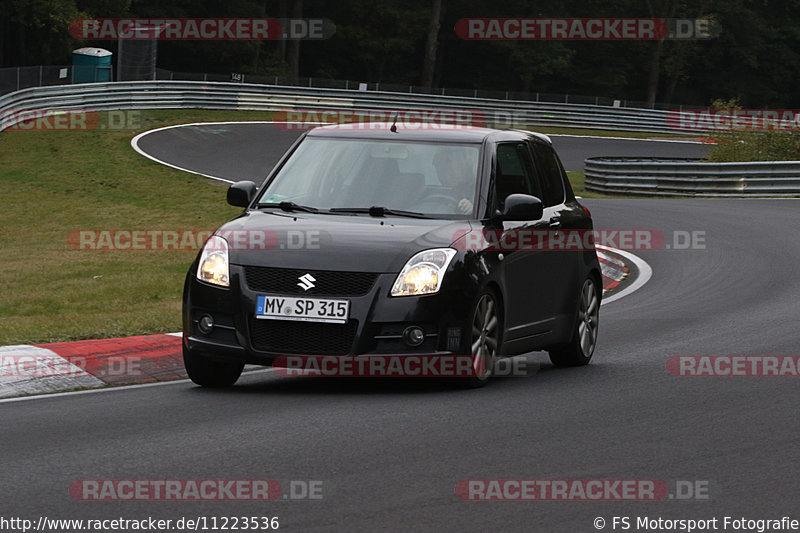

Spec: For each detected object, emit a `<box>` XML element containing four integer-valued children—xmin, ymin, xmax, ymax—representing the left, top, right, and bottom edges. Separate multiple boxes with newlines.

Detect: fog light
<box><xmin>198</xmin><ymin>314</ymin><xmax>215</xmax><ymax>335</ymax></box>
<box><xmin>402</xmin><ymin>326</ymin><xmax>425</xmax><ymax>347</ymax></box>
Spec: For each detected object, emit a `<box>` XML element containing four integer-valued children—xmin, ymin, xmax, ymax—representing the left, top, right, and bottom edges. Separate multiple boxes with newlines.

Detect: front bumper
<box><xmin>183</xmin><ymin>263</ymin><xmax>476</xmax><ymax>366</ymax></box>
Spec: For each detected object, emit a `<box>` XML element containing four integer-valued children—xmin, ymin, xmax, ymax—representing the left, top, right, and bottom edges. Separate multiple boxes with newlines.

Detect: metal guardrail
<box><xmin>584</xmin><ymin>157</ymin><xmax>800</xmax><ymax>197</ymax></box>
<box><xmin>0</xmin><ymin>80</ymin><xmax>700</xmax><ymax>135</ymax></box>
<box><xmin>4</xmin><ymin>80</ymin><xmax>797</xmax><ymax>196</ymax></box>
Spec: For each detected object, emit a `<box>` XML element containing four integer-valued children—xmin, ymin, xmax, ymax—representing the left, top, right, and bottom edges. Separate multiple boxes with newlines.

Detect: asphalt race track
<box><xmin>2</xmin><ymin>126</ymin><xmax>796</xmax><ymax>532</ymax></box>
<box><xmin>132</xmin><ymin>122</ymin><xmax>709</xmax><ymax>180</ymax></box>
<box><xmin>550</xmin><ymin>134</ymin><xmax>707</xmax><ymax>171</ymax></box>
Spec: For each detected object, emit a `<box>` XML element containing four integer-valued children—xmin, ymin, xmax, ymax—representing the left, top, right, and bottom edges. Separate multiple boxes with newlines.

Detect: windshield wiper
<box><xmin>258</xmin><ymin>201</ymin><xmax>320</xmax><ymax>213</ymax></box>
<box><xmin>329</xmin><ymin>206</ymin><xmax>431</xmax><ymax>219</ymax></box>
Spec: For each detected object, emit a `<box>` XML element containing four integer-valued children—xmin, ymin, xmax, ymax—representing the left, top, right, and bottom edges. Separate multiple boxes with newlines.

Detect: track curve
<box><xmin>132</xmin><ymin>122</ymin><xmax>709</xmax><ymax>180</ymax></box>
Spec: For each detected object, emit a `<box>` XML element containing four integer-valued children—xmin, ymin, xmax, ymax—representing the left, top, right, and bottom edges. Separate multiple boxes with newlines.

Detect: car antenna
<box><xmin>390</xmin><ymin>113</ymin><xmax>398</xmax><ymax>133</ymax></box>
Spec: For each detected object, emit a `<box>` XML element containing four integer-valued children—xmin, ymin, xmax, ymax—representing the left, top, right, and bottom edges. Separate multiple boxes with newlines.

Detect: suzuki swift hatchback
<box><xmin>182</xmin><ymin>123</ymin><xmax>601</xmax><ymax>387</ymax></box>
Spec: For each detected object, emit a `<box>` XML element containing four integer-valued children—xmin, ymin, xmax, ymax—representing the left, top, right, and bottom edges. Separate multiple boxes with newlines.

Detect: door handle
<box><xmin>548</xmin><ymin>217</ymin><xmax>561</xmax><ymax>228</ymax></box>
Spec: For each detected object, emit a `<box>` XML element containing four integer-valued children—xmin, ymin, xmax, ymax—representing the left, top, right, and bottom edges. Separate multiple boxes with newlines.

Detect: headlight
<box><xmin>391</xmin><ymin>248</ymin><xmax>457</xmax><ymax>296</ymax></box>
<box><xmin>196</xmin><ymin>235</ymin><xmax>230</xmax><ymax>287</ymax></box>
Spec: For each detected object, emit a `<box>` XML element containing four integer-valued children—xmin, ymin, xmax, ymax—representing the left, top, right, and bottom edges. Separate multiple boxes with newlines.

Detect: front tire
<box><xmin>462</xmin><ymin>289</ymin><xmax>503</xmax><ymax>388</ymax></box>
<box><xmin>183</xmin><ymin>345</ymin><xmax>244</xmax><ymax>387</ymax></box>
<box><xmin>549</xmin><ymin>277</ymin><xmax>600</xmax><ymax>367</ymax></box>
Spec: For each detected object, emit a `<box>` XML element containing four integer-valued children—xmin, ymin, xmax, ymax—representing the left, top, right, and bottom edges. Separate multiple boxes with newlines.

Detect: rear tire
<box><xmin>183</xmin><ymin>345</ymin><xmax>244</xmax><ymax>387</ymax></box>
<box><xmin>549</xmin><ymin>277</ymin><xmax>600</xmax><ymax>367</ymax></box>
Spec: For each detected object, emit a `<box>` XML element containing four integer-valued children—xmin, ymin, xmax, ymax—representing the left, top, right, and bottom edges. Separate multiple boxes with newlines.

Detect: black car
<box><xmin>182</xmin><ymin>123</ymin><xmax>601</xmax><ymax>387</ymax></box>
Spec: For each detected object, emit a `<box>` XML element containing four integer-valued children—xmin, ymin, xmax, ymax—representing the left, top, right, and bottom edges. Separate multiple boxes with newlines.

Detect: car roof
<box><xmin>305</xmin><ymin>122</ymin><xmax>552</xmax><ymax>144</ymax></box>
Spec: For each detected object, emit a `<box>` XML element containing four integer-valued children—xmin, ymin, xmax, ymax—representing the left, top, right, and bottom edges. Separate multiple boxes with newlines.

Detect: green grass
<box><xmin>517</xmin><ymin>125</ymin><xmax>692</xmax><ymax>140</ymax></box>
<box><xmin>566</xmin><ymin>171</ymin><xmax>613</xmax><ymax>199</ymax></box>
<box><xmin>0</xmin><ymin>109</ymin><xmax>281</xmax><ymax>345</ymax></box>
<box><xmin>705</xmin><ymin>130</ymin><xmax>800</xmax><ymax>162</ymax></box>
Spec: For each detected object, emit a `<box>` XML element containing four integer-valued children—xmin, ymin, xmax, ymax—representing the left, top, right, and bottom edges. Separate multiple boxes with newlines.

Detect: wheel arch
<box><xmin>588</xmin><ymin>267</ymin><xmax>603</xmax><ymax>301</ymax></box>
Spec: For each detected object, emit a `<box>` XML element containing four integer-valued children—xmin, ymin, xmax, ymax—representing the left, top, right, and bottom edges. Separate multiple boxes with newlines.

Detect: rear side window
<box><xmin>493</xmin><ymin>143</ymin><xmax>542</xmax><ymax>211</ymax></box>
<box><xmin>530</xmin><ymin>142</ymin><xmax>566</xmax><ymax>207</ymax></box>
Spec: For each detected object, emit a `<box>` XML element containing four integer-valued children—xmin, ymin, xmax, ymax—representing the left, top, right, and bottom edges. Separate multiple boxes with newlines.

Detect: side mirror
<box><xmin>501</xmin><ymin>194</ymin><xmax>543</xmax><ymax>221</ymax></box>
<box><xmin>227</xmin><ymin>181</ymin><xmax>258</xmax><ymax>208</ymax></box>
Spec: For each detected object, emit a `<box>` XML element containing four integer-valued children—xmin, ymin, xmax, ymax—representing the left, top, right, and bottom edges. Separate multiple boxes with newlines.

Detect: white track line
<box><xmin>0</xmin><ymin>367</ymin><xmax>277</xmax><ymax>404</ymax></box>
<box><xmin>130</xmin><ymin>121</ymin><xmax>327</xmax><ymax>184</ymax></box>
<box><xmin>597</xmin><ymin>245</ymin><xmax>653</xmax><ymax>305</ymax></box>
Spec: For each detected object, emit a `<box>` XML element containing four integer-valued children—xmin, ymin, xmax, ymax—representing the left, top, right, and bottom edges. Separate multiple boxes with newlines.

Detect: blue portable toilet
<box><xmin>72</xmin><ymin>48</ymin><xmax>113</xmax><ymax>83</ymax></box>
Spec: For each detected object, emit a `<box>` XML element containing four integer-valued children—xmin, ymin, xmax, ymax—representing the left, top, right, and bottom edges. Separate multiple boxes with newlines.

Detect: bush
<box><xmin>705</xmin><ymin>98</ymin><xmax>800</xmax><ymax>162</ymax></box>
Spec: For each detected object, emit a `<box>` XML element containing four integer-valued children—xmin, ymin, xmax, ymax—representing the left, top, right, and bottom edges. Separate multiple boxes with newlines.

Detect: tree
<box><xmin>420</xmin><ymin>0</ymin><xmax>441</xmax><ymax>88</ymax></box>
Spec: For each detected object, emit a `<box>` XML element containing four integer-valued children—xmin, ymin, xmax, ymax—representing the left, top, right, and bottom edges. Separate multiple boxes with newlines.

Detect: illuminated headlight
<box><xmin>196</xmin><ymin>235</ymin><xmax>230</xmax><ymax>287</ymax></box>
<box><xmin>391</xmin><ymin>248</ymin><xmax>456</xmax><ymax>296</ymax></box>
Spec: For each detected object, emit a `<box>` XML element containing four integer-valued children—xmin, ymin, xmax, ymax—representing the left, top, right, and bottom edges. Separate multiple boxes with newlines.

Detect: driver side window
<box><xmin>492</xmin><ymin>143</ymin><xmax>542</xmax><ymax>212</ymax></box>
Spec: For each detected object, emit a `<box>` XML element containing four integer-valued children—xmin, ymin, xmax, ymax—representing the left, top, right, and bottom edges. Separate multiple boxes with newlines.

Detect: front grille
<box><xmin>243</xmin><ymin>266</ymin><xmax>378</xmax><ymax>297</ymax></box>
<box><xmin>249</xmin><ymin>318</ymin><xmax>358</xmax><ymax>355</ymax></box>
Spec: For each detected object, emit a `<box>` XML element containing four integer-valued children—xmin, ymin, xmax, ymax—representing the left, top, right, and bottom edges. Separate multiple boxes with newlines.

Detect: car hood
<box><xmin>218</xmin><ymin>210</ymin><xmax>473</xmax><ymax>272</ymax></box>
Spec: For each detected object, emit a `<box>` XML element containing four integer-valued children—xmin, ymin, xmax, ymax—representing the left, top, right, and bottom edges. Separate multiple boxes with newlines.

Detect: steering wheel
<box><xmin>416</xmin><ymin>194</ymin><xmax>461</xmax><ymax>213</ymax></box>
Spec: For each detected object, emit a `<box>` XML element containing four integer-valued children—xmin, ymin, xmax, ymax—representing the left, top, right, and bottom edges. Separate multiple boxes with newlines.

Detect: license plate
<box><xmin>256</xmin><ymin>295</ymin><xmax>350</xmax><ymax>324</ymax></box>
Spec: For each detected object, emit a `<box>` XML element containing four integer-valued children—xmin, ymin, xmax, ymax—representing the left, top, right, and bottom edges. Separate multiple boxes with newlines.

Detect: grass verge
<box><xmin>522</xmin><ymin>126</ymin><xmax>694</xmax><ymax>140</ymax></box>
<box><xmin>0</xmin><ymin>109</ymin><xmax>283</xmax><ymax>345</ymax></box>
<box><xmin>567</xmin><ymin>171</ymin><xmax>613</xmax><ymax>199</ymax></box>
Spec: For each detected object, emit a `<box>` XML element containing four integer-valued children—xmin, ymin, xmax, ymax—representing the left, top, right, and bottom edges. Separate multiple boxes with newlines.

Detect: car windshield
<box><xmin>257</xmin><ymin>137</ymin><xmax>481</xmax><ymax>216</ymax></box>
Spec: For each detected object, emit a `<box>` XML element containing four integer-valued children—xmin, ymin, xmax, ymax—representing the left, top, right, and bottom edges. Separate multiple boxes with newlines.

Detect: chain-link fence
<box><xmin>1</xmin><ymin>65</ymin><xmax>688</xmax><ymax>111</ymax></box>
<box><xmin>152</xmin><ymin>69</ymin><xmax>686</xmax><ymax>110</ymax></box>
<box><xmin>0</xmin><ymin>65</ymin><xmax>115</xmax><ymax>95</ymax></box>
